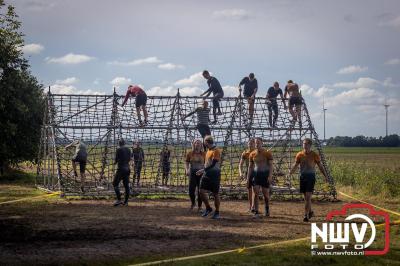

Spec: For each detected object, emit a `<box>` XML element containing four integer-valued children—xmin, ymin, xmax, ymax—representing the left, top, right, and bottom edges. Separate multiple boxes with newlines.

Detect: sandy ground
<box><xmin>0</xmin><ymin>196</ymin><xmax>348</xmax><ymax>266</ymax></box>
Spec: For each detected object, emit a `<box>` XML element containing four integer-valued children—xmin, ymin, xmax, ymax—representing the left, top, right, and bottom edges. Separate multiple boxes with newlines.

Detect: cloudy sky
<box><xmin>10</xmin><ymin>0</ymin><xmax>400</xmax><ymax>137</ymax></box>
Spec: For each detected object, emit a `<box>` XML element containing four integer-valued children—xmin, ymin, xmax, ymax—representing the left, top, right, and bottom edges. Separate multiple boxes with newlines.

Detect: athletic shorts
<box><xmin>213</xmin><ymin>92</ymin><xmax>224</xmax><ymax>107</ymax></box>
<box><xmin>243</xmin><ymin>90</ymin><xmax>255</xmax><ymax>98</ymax></box>
<box><xmin>113</xmin><ymin>166</ymin><xmax>130</xmax><ymax>187</ymax></box>
<box><xmin>72</xmin><ymin>155</ymin><xmax>87</xmax><ymax>173</ymax></box>
<box><xmin>135</xmin><ymin>93</ymin><xmax>147</xmax><ymax>108</ymax></box>
<box><xmin>253</xmin><ymin>170</ymin><xmax>270</xmax><ymax>188</ymax></box>
<box><xmin>289</xmin><ymin>96</ymin><xmax>302</xmax><ymax>106</ymax></box>
<box><xmin>246</xmin><ymin>171</ymin><xmax>256</xmax><ymax>189</ymax></box>
<box><xmin>299</xmin><ymin>172</ymin><xmax>316</xmax><ymax>193</ymax></box>
<box><xmin>267</xmin><ymin>102</ymin><xmax>278</xmax><ymax>114</ymax></box>
<box><xmin>200</xmin><ymin>170</ymin><xmax>221</xmax><ymax>194</ymax></box>
<box><xmin>197</xmin><ymin>124</ymin><xmax>211</xmax><ymax>138</ymax></box>
<box><xmin>162</xmin><ymin>162</ymin><xmax>170</xmax><ymax>174</ymax></box>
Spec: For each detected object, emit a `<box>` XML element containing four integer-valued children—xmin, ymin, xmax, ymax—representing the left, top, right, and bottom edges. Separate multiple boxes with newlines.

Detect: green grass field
<box><xmin>4</xmin><ymin>147</ymin><xmax>400</xmax><ymax>265</ymax></box>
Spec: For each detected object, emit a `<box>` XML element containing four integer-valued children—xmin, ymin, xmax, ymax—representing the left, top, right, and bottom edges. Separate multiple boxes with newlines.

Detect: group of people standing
<box><xmin>178</xmin><ymin>135</ymin><xmax>329</xmax><ymax>221</ymax></box>
<box><xmin>65</xmin><ymin>132</ymin><xmax>328</xmax><ymax>222</ymax></box>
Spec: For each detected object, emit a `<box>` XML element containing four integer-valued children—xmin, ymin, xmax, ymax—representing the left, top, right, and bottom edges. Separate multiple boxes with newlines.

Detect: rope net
<box><xmin>36</xmin><ymin>89</ymin><xmax>337</xmax><ymax>199</ymax></box>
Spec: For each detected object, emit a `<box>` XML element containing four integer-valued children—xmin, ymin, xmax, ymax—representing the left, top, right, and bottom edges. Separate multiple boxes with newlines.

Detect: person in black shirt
<box><xmin>113</xmin><ymin>139</ymin><xmax>132</xmax><ymax>206</ymax></box>
<box><xmin>200</xmin><ymin>70</ymin><xmax>224</xmax><ymax>124</ymax></box>
<box><xmin>266</xmin><ymin>82</ymin><xmax>286</xmax><ymax>128</ymax></box>
<box><xmin>238</xmin><ymin>73</ymin><xmax>258</xmax><ymax>122</ymax></box>
<box><xmin>160</xmin><ymin>146</ymin><xmax>171</xmax><ymax>186</ymax></box>
<box><xmin>131</xmin><ymin>141</ymin><xmax>145</xmax><ymax>187</ymax></box>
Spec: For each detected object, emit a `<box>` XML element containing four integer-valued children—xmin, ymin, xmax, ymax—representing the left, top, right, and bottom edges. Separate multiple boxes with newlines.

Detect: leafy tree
<box><xmin>0</xmin><ymin>0</ymin><xmax>44</xmax><ymax>170</ymax></box>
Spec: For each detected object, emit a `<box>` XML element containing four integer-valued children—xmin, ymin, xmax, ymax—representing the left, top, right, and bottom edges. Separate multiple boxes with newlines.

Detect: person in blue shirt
<box><xmin>266</xmin><ymin>82</ymin><xmax>286</xmax><ymax>128</ymax></box>
<box><xmin>238</xmin><ymin>73</ymin><xmax>258</xmax><ymax>122</ymax></box>
<box><xmin>200</xmin><ymin>70</ymin><xmax>224</xmax><ymax>124</ymax></box>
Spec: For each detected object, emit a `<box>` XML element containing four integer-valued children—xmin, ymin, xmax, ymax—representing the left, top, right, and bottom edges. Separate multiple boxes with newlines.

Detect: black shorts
<box><xmin>300</xmin><ymin>172</ymin><xmax>316</xmax><ymax>193</ymax></box>
<box><xmin>72</xmin><ymin>157</ymin><xmax>87</xmax><ymax>173</ymax></box>
<box><xmin>197</xmin><ymin>124</ymin><xmax>211</xmax><ymax>138</ymax></box>
<box><xmin>162</xmin><ymin>163</ymin><xmax>170</xmax><ymax>174</ymax></box>
<box><xmin>253</xmin><ymin>170</ymin><xmax>270</xmax><ymax>188</ymax></box>
<box><xmin>135</xmin><ymin>93</ymin><xmax>147</xmax><ymax>108</ymax></box>
<box><xmin>200</xmin><ymin>170</ymin><xmax>221</xmax><ymax>194</ymax></box>
<box><xmin>243</xmin><ymin>89</ymin><xmax>255</xmax><ymax>98</ymax></box>
<box><xmin>213</xmin><ymin>92</ymin><xmax>224</xmax><ymax>107</ymax></box>
<box><xmin>289</xmin><ymin>96</ymin><xmax>302</xmax><ymax>107</ymax></box>
<box><xmin>267</xmin><ymin>102</ymin><xmax>278</xmax><ymax>114</ymax></box>
<box><xmin>246</xmin><ymin>172</ymin><xmax>256</xmax><ymax>189</ymax></box>
<box><xmin>113</xmin><ymin>167</ymin><xmax>130</xmax><ymax>187</ymax></box>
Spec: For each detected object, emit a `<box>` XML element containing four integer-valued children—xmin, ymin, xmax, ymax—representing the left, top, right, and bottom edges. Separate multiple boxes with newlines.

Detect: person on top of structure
<box><xmin>121</xmin><ymin>85</ymin><xmax>148</xmax><ymax>126</ymax></box>
<box><xmin>200</xmin><ymin>70</ymin><xmax>224</xmax><ymax>124</ymax></box>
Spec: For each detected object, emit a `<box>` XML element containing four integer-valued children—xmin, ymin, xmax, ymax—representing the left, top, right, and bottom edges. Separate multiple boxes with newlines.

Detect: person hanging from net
<box><xmin>185</xmin><ymin>139</ymin><xmax>205</xmax><ymax>212</ymax></box>
<box><xmin>65</xmin><ymin>139</ymin><xmax>87</xmax><ymax>193</ymax></box>
<box><xmin>113</xmin><ymin>139</ymin><xmax>131</xmax><ymax>206</ymax></box>
<box><xmin>196</xmin><ymin>135</ymin><xmax>221</xmax><ymax>219</ymax></box>
<box><xmin>247</xmin><ymin>137</ymin><xmax>273</xmax><ymax>218</ymax></box>
<box><xmin>131</xmin><ymin>141</ymin><xmax>144</xmax><ymax>188</ymax></box>
<box><xmin>159</xmin><ymin>145</ymin><xmax>171</xmax><ymax>186</ymax></box>
<box><xmin>238</xmin><ymin>73</ymin><xmax>258</xmax><ymax>124</ymax></box>
<box><xmin>200</xmin><ymin>70</ymin><xmax>224</xmax><ymax>124</ymax></box>
<box><xmin>284</xmin><ymin>80</ymin><xmax>302</xmax><ymax>127</ymax></box>
<box><xmin>288</xmin><ymin>138</ymin><xmax>329</xmax><ymax>222</ymax></box>
<box><xmin>121</xmin><ymin>85</ymin><xmax>148</xmax><ymax>126</ymax></box>
<box><xmin>184</xmin><ymin>100</ymin><xmax>211</xmax><ymax>145</ymax></box>
<box><xmin>266</xmin><ymin>81</ymin><xmax>286</xmax><ymax>128</ymax></box>
<box><xmin>239</xmin><ymin>138</ymin><xmax>256</xmax><ymax>213</ymax></box>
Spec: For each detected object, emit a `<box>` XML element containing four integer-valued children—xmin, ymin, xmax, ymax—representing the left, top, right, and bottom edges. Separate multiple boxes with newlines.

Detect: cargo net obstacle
<box><xmin>36</xmin><ymin>88</ymin><xmax>337</xmax><ymax>200</ymax></box>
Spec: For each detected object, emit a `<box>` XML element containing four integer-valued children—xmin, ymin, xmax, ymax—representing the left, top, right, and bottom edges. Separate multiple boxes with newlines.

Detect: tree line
<box><xmin>325</xmin><ymin>134</ymin><xmax>400</xmax><ymax>147</ymax></box>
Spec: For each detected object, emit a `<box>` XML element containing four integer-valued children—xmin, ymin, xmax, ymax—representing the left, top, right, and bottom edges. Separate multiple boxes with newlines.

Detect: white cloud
<box><xmin>384</xmin><ymin>58</ymin><xmax>400</xmax><ymax>65</ymax></box>
<box><xmin>222</xmin><ymin>85</ymin><xmax>239</xmax><ymax>97</ymax></box>
<box><xmin>108</xmin><ymin>56</ymin><xmax>162</xmax><ymax>66</ymax></box>
<box><xmin>55</xmin><ymin>77</ymin><xmax>78</xmax><ymax>85</ymax></box>
<box><xmin>333</xmin><ymin>77</ymin><xmax>380</xmax><ymax>89</ymax></box>
<box><xmin>21</xmin><ymin>43</ymin><xmax>44</xmax><ymax>55</ymax></box>
<box><xmin>383</xmin><ymin>77</ymin><xmax>399</xmax><ymax>88</ymax></box>
<box><xmin>24</xmin><ymin>0</ymin><xmax>56</xmax><ymax>11</ymax></box>
<box><xmin>174</xmin><ymin>72</ymin><xmax>205</xmax><ymax>86</ymax></box>
<box><xmin>325</xmin><ymin>87</ymin><xmax>383</xmax><ymax>107</ymax></box>
<box><xmin>379</xmin><ymin>16</ymin><xmax>400</xmax><ymax>28</ymax></box>
<box><xmin>299</xmin><ymin>84</ymin><xmax>314</xmax><ymax>95</ymax></box>
<box><xmin>158</xmin><ymin>63</ymin><xmax>184</xmax><ymax>70</ymax></box>
<box><xmin>213</xmin><ymin>9</ymin><xmax>251</xmax><ymax>20</ymax></box>
<box><xmin>314</xmin><ymin>86</ymin><xmax>333</xmax><ymax>98</ymax></box>
<box><xmin>336</xmin><ymin>65</ymin><xmax>368</xmax><ymax>74</ymax></box>
<box><xmin>147</xmin><ymin>86</ymin><xmax>178</xmax><ymax>96</ymax></box>
<box><xmin>180</xmin><ymin>86</ymin><xmax>204</xmax><ymax>96</ymax></box>
<box><xmin>110</xmin><ymin>77</ymin><xmax>132</xmax><ymax>86</ymax></box>
<box><xmin>300</xmin><ymin>84</ymin><xmax>333</xmax><ymax>98</ymax></box>
<box><xmin>50</xmin><ymin>84</ymin><xmax>104</xmax><ymax>95</ymax></box>
<box><xmin>45</xmin><ymin>53</ymin><xmax>95</xmax><ymax>64</ymax></box>
<box><xmin>146</xmin><ymin>86</ymin><xmax>203</xmax><ymax>96</ymax></box>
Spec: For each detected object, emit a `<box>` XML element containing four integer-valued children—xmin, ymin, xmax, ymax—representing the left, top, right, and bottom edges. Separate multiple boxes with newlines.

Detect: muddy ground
<box><xmin>0</xmin><ymin>196</ymin><xmax>348</xmax><ymax>266</ymax></box>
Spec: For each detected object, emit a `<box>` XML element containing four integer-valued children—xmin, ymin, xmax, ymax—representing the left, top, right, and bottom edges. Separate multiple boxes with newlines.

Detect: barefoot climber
<box><xmin>121</xmin><ymin>85</ymin><xmax>148</xmax><ymax>126</ymax></box>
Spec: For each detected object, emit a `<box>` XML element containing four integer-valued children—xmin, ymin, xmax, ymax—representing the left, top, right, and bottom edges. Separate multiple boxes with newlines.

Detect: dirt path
<box><xmin>0</xmin><ymin>197</ymin><xmax>346</xmax><ymax>265</ymax></box>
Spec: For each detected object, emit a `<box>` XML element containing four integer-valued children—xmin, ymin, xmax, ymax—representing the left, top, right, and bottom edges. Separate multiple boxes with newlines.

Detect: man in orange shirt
<box><xmin>239</xmin><ymin>138</ymin><xmax>255</xmax><ymax>212</ymax></box>
<box><xmin>289</xmin><ymin>138</ymin><xmax>329</xmax><ymax>222</ymax></box>
<box><xmin>247</xmin><ymin>137</ymin><xmax>273</xmax><ymax>217</ymax></box>
<box><xmin>196</xmin><ymin>135</ymin><xmax>221</xmax><ymax>219</ymax></box>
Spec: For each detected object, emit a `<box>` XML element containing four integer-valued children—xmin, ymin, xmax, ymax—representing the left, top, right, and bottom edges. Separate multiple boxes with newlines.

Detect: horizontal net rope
<box><xmin>36</xmin><ymin>89</ymin><xmax>336</xmax><ymax>199</ymax></box>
